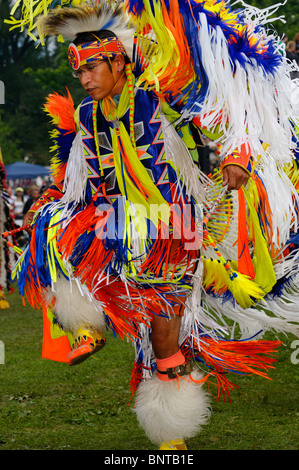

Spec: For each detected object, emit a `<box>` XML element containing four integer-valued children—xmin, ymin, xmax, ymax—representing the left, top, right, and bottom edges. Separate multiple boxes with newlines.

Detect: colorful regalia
<box><xmin>6</xmin><ymin>0</ymin><xmax>299</xmax><ymax>448</ymax></box>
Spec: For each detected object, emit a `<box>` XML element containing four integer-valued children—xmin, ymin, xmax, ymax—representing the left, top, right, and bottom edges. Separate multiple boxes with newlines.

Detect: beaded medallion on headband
<box><xmin>68</xmin><ymin>37</ymin><xmax>126</xmax><ymax>71</ymax></box>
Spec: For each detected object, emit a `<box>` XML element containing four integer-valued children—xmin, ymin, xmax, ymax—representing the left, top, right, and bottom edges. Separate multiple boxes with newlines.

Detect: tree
<box><xmin>0</xmin><ymin>0</ymin><xmax>84</xmax><ymax>165</ymax></box>
<box><xmin>0</xmin><ymin>111</ymin><xmax>24</xmax><ymax>163</ymax></box>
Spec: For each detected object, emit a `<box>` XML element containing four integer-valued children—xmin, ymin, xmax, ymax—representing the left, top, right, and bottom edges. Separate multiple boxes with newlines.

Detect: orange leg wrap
<box><xmin>156</xmin><ymin>349</ymin><xmax>186</xmax><ymax>382</ymax></box>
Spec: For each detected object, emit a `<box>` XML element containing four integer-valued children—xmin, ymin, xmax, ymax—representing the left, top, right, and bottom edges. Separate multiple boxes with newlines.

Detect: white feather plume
<box><xmin>37</xmin><ymin>2</ymin><xmax>135</xmax><ymax>60</ymax></box>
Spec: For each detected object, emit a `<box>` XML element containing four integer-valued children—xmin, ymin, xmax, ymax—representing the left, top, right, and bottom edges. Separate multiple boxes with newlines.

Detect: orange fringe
<box><xmin>158</xmin><ymin>0</ymin><xmax>194</xmax><ymax>97</ymax></box>
<box><xmin>44</xmin><ymin>88</ymin><xmax>76</xmax><ymax>133</ymax></box>
<box><xmin>238</xmin><ymin>189</ymin><xmax>255</xmax><ymax>278</ymax></box>
<box><xmin>184</xmin><ymin>336</ymin><xmax>282</xmax><ymax>402</ymax></box>
<box><xmin>251</xmin><ymin>173</ymin><xmax>277</xmax><ymax>257</ymax></box>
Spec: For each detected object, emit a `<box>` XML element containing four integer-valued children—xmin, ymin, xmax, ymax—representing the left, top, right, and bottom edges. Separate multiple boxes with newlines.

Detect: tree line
<box><xmin>0</xmin><ymin>0</ymin><xmax>84</xmax><ymax>165</ymax></box>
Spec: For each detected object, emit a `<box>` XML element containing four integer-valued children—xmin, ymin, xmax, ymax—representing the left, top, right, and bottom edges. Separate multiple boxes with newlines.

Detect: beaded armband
<box><xmin>29</xmin><ymin>186</ymin><xmax>64</xmax><ymax>213</ymax></box>
<box><xmin>221</xmin><ymin>143</ymin><xmax>253</xmax><ymax>175</ymax></box>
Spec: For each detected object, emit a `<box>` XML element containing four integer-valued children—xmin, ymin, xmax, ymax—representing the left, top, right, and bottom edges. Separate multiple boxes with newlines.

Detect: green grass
<box><xmin>0</xmin><ymin>290</ymin><xmax>298</xmax><ymax>450</ymax></box>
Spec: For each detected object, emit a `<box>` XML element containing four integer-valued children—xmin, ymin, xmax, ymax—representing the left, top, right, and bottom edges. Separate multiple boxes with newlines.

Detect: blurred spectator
<box><xmin>282</xmin><ymin>34</ymin><xmax>288</xmax><ymax>44</ymax></box>
<box><xmin>206</xmin><ymin>139</ymin><xmax>221</xmax><ymax>172</ymax></box>
<box><xmin>23</xmin><ymin>185</ymin><xmax>40</xmax><ymax>215</ymax></box>
<box><xmin>11</xmin><ymin>187</ymin><xmax>25</xmax><ymax>227</ymax></box>
<box><xmin>39</xmin><ymin>178</ymin><xmax>52</xmax><ymax>195</ymax></box>
<box><xmin>286</xmin><ymin>41</ymin><xmax>299</xmax><ymax>80</ymax></box>
<box><xmin>189</xmin><ymin>124</ymin><xmax>212</xmax><ymax>175</ymax></box>
<box><xmin>23</xmin><ymin>187</ymin><xmax>30</xmax><ymax>203</ymax></box>
<box><xmin>197</xmin><ymin>140</ymin><xmax>211</xmax><ymax>174</ymax></box>
<box><xmin>294</xmin><ymin>32</ymin><xmax>299</xmax><ymax>53</ymax></box>
<box><xmin>286</xmin><ymin>41</ymin><xmax>299</xmax><ymax>63</ymax></box>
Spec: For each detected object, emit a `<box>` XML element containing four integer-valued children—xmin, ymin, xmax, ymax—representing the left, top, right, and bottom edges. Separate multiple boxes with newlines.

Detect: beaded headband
<box><xmin>68</xmin><ymin>37</ymin><xmax>126</xmax><ymax>71</ymax></box>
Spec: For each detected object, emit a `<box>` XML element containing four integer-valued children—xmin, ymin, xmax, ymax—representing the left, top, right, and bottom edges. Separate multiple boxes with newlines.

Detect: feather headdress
<box><xmin>36</xmin><ymin>2</ymin><xmax>135</xmax><ymax>60</ymax></box>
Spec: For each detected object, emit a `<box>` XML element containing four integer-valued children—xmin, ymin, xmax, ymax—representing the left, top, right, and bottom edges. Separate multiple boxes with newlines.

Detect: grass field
<box><xmin>0</xmin><ymin>290</ymin><xmax>298</xmax><ymax>451</ymax></box>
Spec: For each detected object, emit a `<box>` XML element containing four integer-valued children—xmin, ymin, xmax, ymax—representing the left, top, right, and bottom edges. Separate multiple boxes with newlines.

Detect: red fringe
<box><xmin>183</xmin><ymin>336</ymin><xmax>282</xmax><ymax>402</ymax></box>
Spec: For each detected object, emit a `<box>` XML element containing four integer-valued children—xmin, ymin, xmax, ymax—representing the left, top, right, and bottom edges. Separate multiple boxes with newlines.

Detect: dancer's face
<box><xmin>77</xmin><ymin>54</ymin><xmax>126</xmax><ymax>101</ymax></box>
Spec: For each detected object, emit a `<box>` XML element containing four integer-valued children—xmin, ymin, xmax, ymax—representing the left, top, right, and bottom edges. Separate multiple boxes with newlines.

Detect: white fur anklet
<box><xmin>134</xmin><ymin>370</ymin><xmax>211</xmax><ymax>445</ymax></box>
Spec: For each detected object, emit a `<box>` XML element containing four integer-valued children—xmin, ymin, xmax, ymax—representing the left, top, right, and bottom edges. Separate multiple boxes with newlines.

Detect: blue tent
<box><xmin>5</xmin><ymin>161</ymin><xmax>50</xmax><ymax>180</ymax></box>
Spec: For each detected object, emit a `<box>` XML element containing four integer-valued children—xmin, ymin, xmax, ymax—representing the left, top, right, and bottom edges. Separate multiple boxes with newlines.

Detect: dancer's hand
<box><xmin>222</xmin><ymin>164</ymin><xmax>249</xmax><ymax>190</ymax></box>
<box><xmin>23</xmin><ymin>211</ymin><xmax>35</xmax><ymax>236</ymax></box>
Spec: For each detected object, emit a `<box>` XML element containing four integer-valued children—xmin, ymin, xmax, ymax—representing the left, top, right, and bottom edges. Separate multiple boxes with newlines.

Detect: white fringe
<box><xmin>201</xmin><ymin>288</ymin><xmax>299</xmax><ymax>340</ymax></box>
<box><xmin>61</xmin><ymin>130</ymin><xmax>87</xmax><ymax>205</ymax></box>
<box><xmin>189</xmin><ymin>9</ymin><xmax>298</xmax><ymax>164</ymax></box>
<box><xmin>160</xmin><ymin>110</ymin><xmax>206</xmax><ymax>206</ymax></box>
<box><xmin>183</xmin><ymin>260</ymin><xmax>229</xmax><ymax>342</ymax></box>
